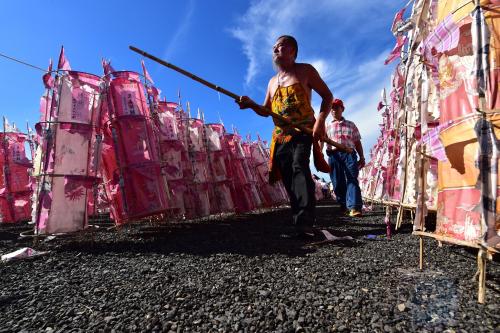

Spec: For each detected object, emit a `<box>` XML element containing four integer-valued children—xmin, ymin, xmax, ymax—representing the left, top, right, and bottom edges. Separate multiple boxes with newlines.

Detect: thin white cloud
<box><xmin>343</xmin><ymin>52</ymin><xmax>394</xmax><ymax>147</ymax></box>
<box><xmin>308</xmin><ymin>49</ymin><xmax>395</xmax><ymax>151</ymax></box>
<box><xmin>308</xmin><ymin>59</ymin><xmax>335</xmax><ymax>83</ymax></box>
<box><xmin>229</xmin><ymin>0</ymin><xmax>303</xmax><ymax>85</ymax></box>
<box><xmin>229</xmin><ymin>0</ymin><xmax>401</xmax><ymax>86</ymax></box>
<box><xmin>163</xmin><ymin>0</ymin><xmax>195</xmax><ymax>60</ymax></box>
<box><xmin>346</xmin><ymin>74</ymin><xmax>392</xmax><ymax>149</ymax></box>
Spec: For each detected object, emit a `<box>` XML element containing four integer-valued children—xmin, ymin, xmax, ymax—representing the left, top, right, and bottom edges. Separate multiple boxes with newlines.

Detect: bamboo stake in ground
<box><xmin>385</xmin><ymin>206</ymin><xmax>392</xmax><ymax>239</ymax></box>
<box><xmin>478</xmin><ymin>249</ymin><xmax>486</xmax><ymax>303</ymax></box>
<box><xmin>419</xmin><ymin>146</ymin><xmax>427</xmax><ymax>231</ymax></box>
<box><xmin>129</xmin><ymin>46</ymin><xmax>352</xmax><ymax>153</ymax></box>
<box><xmin>419</xmin><ymin>236</ymin><xmax>424</xmax><ymax>271</ymax></box>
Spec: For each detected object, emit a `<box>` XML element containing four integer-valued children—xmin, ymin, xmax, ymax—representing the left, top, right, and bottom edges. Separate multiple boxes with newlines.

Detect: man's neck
<box><xmin>277</xmin><ymin>61</ymin><xmax>295</xmax><ymax>73</ymax></box>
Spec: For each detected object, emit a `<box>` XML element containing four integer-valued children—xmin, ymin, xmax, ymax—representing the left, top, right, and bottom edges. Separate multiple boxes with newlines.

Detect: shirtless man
<box><xmin>237</xmin><ymin>35</ymin><xmax>333</xmax><ymax>238</ymax></box>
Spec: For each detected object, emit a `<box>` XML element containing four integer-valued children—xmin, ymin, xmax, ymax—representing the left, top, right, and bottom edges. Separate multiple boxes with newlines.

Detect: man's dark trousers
<box><xmin>274</xmin><ymin>134</ymin><xmax>315</xmax><ymax>230</ymax></box>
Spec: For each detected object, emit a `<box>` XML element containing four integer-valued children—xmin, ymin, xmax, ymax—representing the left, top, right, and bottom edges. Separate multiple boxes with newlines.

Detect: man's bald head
<box><xmin>276</xmin><ymin>35</ymin><xmax>298</xmax><ymax>60</ymax></box>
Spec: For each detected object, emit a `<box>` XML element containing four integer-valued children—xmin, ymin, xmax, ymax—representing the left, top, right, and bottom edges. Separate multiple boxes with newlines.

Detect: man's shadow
<box><xmin>42</xmin><ymin>209</ymin><xmax>327</xmax><ymax>257</ymax></box>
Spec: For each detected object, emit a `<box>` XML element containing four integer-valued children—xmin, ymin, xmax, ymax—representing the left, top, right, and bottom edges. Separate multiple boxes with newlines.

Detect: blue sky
<box><xmin>0</xmin><ymin>0</ymin><xmax>405</xmax><ymax>165</ymax></box>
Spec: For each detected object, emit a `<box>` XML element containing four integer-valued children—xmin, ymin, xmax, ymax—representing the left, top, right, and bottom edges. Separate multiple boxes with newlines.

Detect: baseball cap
<box><xmin>332</xmin><ymin>98</ymin><xmax>344</xmax><ymax>109</ymax></box>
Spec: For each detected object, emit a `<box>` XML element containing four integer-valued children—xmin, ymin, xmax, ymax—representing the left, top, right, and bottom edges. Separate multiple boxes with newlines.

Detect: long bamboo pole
<box><xmin>129</xmin><ymin>46</ymin><xmax>352</xmax><ymax>153</ymax></box>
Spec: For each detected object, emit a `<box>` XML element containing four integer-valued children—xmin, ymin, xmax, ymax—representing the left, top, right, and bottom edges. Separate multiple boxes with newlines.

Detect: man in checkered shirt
<box><xmin>325</xmin><ymin>98</ymin><xmax>365</xmax><ymax>217</ymax></box>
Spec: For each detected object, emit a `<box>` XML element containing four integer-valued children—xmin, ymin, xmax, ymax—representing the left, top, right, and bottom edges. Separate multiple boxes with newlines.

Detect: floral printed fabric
<box><xmin>270</xmin><ymin>83</ymin><xmax>315</xmax><ymax>143</ymax></box>
<box><xmin>269</xmin><ymin>83</ymin><xmax>316</xmax><ymax>182</ymax></box>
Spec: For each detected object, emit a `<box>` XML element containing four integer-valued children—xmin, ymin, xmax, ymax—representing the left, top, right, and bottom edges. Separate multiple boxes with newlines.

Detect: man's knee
<box><xmin>346</xmin><ymin>169</ymin><xmax>359</xmax><ymax>181</ymax></box>
<box><xmin>291</xmin><ymin>160</ymin><xmax>311</xmax><ymax>177</ymax></box>
<box><xmin>292</xmin><ymin>152</ymin><xmax>310</xmax><ymax>171</ymax></box>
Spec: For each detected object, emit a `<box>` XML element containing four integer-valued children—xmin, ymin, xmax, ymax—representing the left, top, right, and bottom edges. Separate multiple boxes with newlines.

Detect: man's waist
<box><xmin>326</xmin><ymin>146</ymin><xmax>355</xmax><ymax>156</ymax></box>
<box><xmin>273</xmin><ymin>125</ymin><xmax>313</xmax><ymax>137</ymax></box>
<box><xmin>274</xmin><ymin>120</ymin><xmax>315</xmax><ymax>129</ymax></box>
<box><xmin>326</xmin><ymin>138</ymin><xmax>356</xmax><ymax>147</ymax></box>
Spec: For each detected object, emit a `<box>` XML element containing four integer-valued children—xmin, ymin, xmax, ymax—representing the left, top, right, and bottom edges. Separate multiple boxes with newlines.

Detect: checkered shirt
<box><xmin>326</xmin><ymin>118</ymin><xmax>361</xmax><ymax>151</ymax></box>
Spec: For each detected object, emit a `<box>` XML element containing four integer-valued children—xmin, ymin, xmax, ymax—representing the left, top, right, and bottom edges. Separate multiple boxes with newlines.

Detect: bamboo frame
<box><xmin>26</xmin><ymin>122</ymin><xmax>36</xmax><ymax>162</ymax></box>
<box><xmin>143</xmin><ymin>77</ymin><xmax>172</xmax><ymax>206</ymax></box>
<box><xmin>414</xmin><ymin>231</ymin><xmax>480</xmax><ymax>249</ymax></box>
<box><xmin>371</xmin><ymin>1</ymin><xmax>499</xmax><ymax>304</ymax></box>
<box><xmin>394</xmin><ymin>0</ymin><xmax>429</xmax><ymax>231</ymax></box>
<box><xmin>34</xmin><ymin>73</ymin><xmax>64</xmax><ymax>236</ymax></box>
<box><xmin>362</xmin><ymin>197</ymin><xmax>437</xmax><ymax>212</ymax></box>
<box><xmin>203</xmin><ymin>124</ymin><xmax>225</xmax><ymax>214</ymax></box>
<box><xmin>413</xmin><ymin>230</ymin><xmax>498</xmax><ymax>303</ymax></box>
<box><xmin>2</xmin><ymin>117</ymin><xmax>16</xmax><ymax>222</ymax></box>
<box><xmin>82</xmin><ymin>78</ymin><xmax>100</xmax><ymax>229</ymax></box>
<box><xmin>104</xmin><ymin>81</ymin><xmax>129</xmax><ymax>214</ymax></box>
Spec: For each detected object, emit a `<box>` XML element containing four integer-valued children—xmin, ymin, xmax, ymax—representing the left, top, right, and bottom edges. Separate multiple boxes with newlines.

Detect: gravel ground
<box><xmin>0</xmin><ymin>200</ymin><xmax>499</xmax><ymax>333</ymax></box>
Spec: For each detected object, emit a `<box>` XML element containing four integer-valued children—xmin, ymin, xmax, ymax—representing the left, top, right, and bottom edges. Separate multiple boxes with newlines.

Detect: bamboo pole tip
<box><xmin>129</xmin><ymin>46</ymin><xmax>142</xmax><ymax>53</ymax></box>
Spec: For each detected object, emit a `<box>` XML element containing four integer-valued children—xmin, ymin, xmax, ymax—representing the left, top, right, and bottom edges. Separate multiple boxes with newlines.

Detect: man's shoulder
<box><xmin>267</xmin><ymin>75</ymin><xmax>278</xmax><ymax>92</ymax></box>
<box><xmin>294</xmin><ymin>63</ymin><xmax>318</xmax><ymax>86</ymax></box>
<box><xmin>268</xmin><ymin>74</ymin><xmax>278</xmax><ymax>84</ymax></box>
<box><xmin>330</xmin><ymin>118</ymin><xmax>358</xmax><ymax>129</ymax></box>
<box><xmin>295</xmin><ymin>63</ymin><xmax>315</xmax><ymax>72</ymax></box>
<box><xmin>344</xmin><ymin>119</ymin><xmax>361</xmax><ymax>133</ymax></box>
<box><xmin>326</xmin><ymin>120</ymin><xmax>339</xmax><ymax>131</ymax></box>
<box><xmin>342</xmin><ymin>118</ymin><xmax>357</xmax><ymax>126</ymax></box>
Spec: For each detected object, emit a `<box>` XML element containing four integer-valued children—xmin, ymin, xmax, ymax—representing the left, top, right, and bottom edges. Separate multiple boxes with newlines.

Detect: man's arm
<box><xmin>259</xmin><ymin>85</ymin><xmax>273</xmax><ymax>117</ymax></box>
<box><xmin>354</xmin><ymin>140</ymin><xmax>365</xmax><ymax>168</ymax></box>
<box><xmin>306</xmin><ymin>64</ymin><xmax>333</xmax><ymax>140</ymax></box>
<box><xmin>235</xmin><ymin>80</ymin><xmax>272</xmax><ymax>117</ymax></box>
<box><xmin>237</xmin><ymin>96</ymin><xmax>270</xmax><ymax>117</ymax></box>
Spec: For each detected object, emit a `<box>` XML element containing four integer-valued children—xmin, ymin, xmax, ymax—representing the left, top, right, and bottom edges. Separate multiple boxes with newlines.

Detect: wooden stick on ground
<box><xmin>129</xmin><ymin>46</ymin><xmax>352</xmax><ymax>152</ymax></box>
